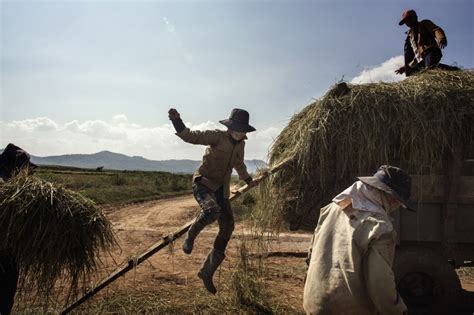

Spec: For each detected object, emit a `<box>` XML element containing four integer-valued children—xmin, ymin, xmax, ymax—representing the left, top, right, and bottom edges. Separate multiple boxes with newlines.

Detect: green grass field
<box><xmin>35</xmin><ymin>165</ymin><xmax>193</xmax><ymax>205</ymax></box>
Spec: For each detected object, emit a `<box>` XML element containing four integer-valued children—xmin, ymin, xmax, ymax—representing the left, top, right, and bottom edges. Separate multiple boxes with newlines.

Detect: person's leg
<box><xmin>199</xmin><ymin>190</ymin><xmax>234</xmax><ymax>294</ymax></box>
<box><xmin>424</xmin><ymin>48</ymin><xmax>442</xmax><ymax>69</ymax></box>
<box><xmin>213</xmin><ymin>198</ymin><xmax>234</xmax><ymax>253</ymax></box>
<box><xmin>0</xmin><ymin>254</ymin><xmax>19</xmax><ymax>315</ymax></box>
<box><xmin>182</xmin><ymin>181</ymin><xmax>221</xmax><ymax>254</ymax></box>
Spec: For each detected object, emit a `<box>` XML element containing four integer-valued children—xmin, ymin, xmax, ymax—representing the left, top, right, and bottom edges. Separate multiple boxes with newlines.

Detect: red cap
<box><xmin>399</xmin><ymin>10</ymin><xmax>417</xmax><ymax>25</ymax></box>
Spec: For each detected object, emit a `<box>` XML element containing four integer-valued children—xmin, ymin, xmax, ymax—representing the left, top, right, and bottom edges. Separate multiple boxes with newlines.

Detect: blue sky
<box><xmin>1</xmin><ymin>0</ymin><xmax>473</xmax><ymax>160</ymax></box>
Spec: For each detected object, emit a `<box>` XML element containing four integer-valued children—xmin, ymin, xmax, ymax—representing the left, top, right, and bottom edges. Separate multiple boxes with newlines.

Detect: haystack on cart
<box><xmin>263</xmin><ymin>70</ymin><xmax>474</xmax><ymax>312</ymax></box>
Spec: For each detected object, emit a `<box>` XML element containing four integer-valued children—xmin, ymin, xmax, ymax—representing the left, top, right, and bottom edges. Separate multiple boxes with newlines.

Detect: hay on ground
<box><xmin>0</xmin><ymin>172</ymin><xmax>116</xmax><ymax>301</ymax></box>
<box><xmin>259</xmin><ymin>70</ymin><xmax>474</xmax><ymax>230</ymax></box>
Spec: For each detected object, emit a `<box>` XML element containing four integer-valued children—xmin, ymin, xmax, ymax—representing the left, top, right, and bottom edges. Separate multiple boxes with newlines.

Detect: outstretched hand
<box><xmin>395</xmin><ymin>66</ymin><xmax>406</xmax><ymax>75</ymax></box>
<box><xmin>168</xmin><ymin>108</ymin><xmax>180</xmax><ymax>120</ymax></box>
<box><xmin>439</xmin><ymin>38</ymin><xmax>447</xmax><ymax>49</ymax></box>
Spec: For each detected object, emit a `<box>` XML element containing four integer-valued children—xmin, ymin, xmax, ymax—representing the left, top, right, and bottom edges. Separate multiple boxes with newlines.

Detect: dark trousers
<box><xmin>191</xmin><ymin>181</ymin><xmax>235</xmax><ymax>253</ymax></box>
<box><xmin>424</xmin><ymin>48</ymin><xmax>442</xmax><ymax>68</ymax></box>
<box><xmin>407</xmin><ymin>48</ymin><xmax>443</xmax><ymax>76</ymax></box>
<box><xmin>0</xmin><ymin>253</ymin><xmax>18</xmax><ymax>315</ymax></box>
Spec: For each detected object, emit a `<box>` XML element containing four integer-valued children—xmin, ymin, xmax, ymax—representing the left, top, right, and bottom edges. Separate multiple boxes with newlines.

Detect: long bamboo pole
<box><xmin>61</xmin><ymin>158</ymin><xmax>291</xmax><ymax>314</ymax></box>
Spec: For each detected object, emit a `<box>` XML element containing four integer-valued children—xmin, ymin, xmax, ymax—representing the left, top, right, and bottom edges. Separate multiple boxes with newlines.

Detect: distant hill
<box><xmin>0</xmin><ymin>149</ymin><xmax>267</xmax><ymax>174</ymax></box>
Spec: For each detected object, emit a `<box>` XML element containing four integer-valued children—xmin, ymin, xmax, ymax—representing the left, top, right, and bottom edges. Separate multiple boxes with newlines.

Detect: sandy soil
<box><xmin>94</xmin><ymin>195</ymin><xmax>310</xmax><ymax>311</ymax></box>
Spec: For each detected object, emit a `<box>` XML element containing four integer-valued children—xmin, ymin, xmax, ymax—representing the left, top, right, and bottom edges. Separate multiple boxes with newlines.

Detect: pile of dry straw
<box><xmin>0</xmin><ymin>172</ymin><xmax>115</xmax><ymax>300</ymax></box>
<box><xmin>258</xmin><ymin>70</ymin><xmax>473</xmax><ymax>230</ymax></box>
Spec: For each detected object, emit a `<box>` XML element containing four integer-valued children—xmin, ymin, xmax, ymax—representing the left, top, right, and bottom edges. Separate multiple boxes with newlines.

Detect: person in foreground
<box><xmin>303</xmin><ymin>165</ymin><xmax>411</xmax><ymax>315</ymax></box>
<box><xmin>168</xmin><ymin>107</ymin><xmax>256</xmax><ymax>294</ymax></box>
<box><xmin>0</xmin><ymin>143</ymin><xmax>37</xmax><ymax>315</ymax></box>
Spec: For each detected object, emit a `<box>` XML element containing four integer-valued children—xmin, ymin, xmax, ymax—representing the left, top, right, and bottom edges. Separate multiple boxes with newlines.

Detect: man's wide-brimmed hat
<box><xmin>358</xmin><ymin>165</ymin><xmax>414</xmax><ymax>210</ymax></box>
<box><xmin>219</xmin><ymin>108</ymin><xmax>256</xmax><ymax>133</ymax></box>
<box><xmin>399</xmin><ymin>9</ymin><xmax>417</xmax><ymax>26</ymax></box>
<box><xmin>0</xmin><ymin>143</ymin><xmax>37</xmax><ymax>180</ymax></box>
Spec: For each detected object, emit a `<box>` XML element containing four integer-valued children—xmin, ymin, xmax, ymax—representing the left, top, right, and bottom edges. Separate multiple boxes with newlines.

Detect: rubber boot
<box><xmin>183</xmin><ymin>213</ymin><xmax>214</xmax><ymax>254</ymax></box>
<box><xmin>198</xmin><ymin>249</ymin><xmax>225</xmax><ymax>294</ymax></box>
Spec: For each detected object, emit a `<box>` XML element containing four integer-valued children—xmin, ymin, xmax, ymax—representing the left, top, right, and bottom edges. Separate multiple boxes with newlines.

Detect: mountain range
<box><xmin>0</xmin><ymin>149</ymin><xmax>267</xmax><ymax>174</ymax></box>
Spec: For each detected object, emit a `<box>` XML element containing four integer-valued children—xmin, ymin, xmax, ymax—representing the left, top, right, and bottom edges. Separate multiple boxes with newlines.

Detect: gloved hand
<box><xmin>168</xmin><ymin>108</ymin><xmax>181</xmax><ymax>120</ymax></box>
<box><xmin>246</xmin><ymin>178</ymin><xmax>258</xmax><ymax>188</ymax></box>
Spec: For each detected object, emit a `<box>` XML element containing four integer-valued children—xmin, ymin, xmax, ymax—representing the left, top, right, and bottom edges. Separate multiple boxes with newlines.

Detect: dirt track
<box><xmin>96</xmin><ymin>195</ymin><xmax>310</xmax><ymax>310</ymax></box>
<box><xmin>95</xmin><ymin>195</ymin><xmax>473</xmax><ymax>311</ymax></box>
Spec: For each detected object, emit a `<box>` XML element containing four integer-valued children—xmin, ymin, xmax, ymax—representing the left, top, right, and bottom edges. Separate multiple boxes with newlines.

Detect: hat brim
<box><xmin>398</xmin><ymin>18</ymin><xmax>407</xmax><ymax>26</ymax></box>
<box><xmin>219</xmin><ymin>119</ymin><xmax>256</xmax><ymax>133</ymax></box>
<box><xmin>358</xmin><ymin>176</ymin><xmax>414</xmax><ymax>211</ymax></box>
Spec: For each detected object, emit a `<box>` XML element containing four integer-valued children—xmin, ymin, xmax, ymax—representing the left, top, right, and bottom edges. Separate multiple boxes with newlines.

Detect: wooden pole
<box><xmin>61</xmin><ymin>158</ymin><xmax>292</xmax><ymax>314</ymax></box>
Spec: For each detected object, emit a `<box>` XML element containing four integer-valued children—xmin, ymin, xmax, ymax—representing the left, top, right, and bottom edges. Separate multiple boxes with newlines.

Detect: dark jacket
<box><xmin>403</xmin><ymin>19</ymin><xmax>446</xmax><ymax>69</ymax></box>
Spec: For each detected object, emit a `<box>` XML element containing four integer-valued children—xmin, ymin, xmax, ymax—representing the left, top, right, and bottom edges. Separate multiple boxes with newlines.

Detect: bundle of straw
<box><xmin>0</xmin><ymin>172</ymin><xmax>116</xmax><ymax>299</ymax></box>
<box><xmin>260</xmin><ymin>70</ymin><xmax>474</xmax><ymax>230</ymax></box>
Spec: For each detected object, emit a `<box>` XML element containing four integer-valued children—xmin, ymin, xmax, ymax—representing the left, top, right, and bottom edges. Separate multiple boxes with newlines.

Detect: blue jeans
<box><xmin>424</xmin><ymin>48</ymin><xmax>442</xmax><ymax>69</ymax></box>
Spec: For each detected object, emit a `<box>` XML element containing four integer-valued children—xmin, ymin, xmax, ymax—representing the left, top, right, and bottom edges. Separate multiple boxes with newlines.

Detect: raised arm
<box><xmin>168</xmin><ymin>108</ymin><xmax>220</xmax><ymax>146</ymax></box>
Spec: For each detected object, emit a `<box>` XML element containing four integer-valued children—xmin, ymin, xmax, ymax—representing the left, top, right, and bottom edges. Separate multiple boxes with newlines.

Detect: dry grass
<box><xmin>259</xmin><ymin>70</ymin><xmax>474</xmax><ymax>229</ymax></box>
<box><xmin>0</xmin><ymin>172</ymin><xmax>116</xmax><ymax>304</ymax></box>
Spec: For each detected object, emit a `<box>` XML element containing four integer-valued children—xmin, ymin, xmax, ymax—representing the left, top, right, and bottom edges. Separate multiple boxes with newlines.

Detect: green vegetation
<box><xmin>35</xmin><ymin>165</ymin><xmax>193</xmax><ymax>205</ymax></box>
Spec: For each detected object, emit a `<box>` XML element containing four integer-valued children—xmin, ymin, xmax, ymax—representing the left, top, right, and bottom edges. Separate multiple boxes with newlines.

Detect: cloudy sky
<box><xmin>1</xmin><ymin>0</ymin><xmax>473</xmax><ymax>161</ymax></box>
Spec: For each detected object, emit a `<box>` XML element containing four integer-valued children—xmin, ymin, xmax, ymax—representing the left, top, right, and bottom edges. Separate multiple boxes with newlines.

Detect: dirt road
<box><xmin>90</xmin><ymin>195</ymin><xmax>473</xmax><ymax>312</ymax></box>
<box><xmin>95</xmin><ymin>195</ymin><xmax>310</xmax><ymax>309</ymax></box>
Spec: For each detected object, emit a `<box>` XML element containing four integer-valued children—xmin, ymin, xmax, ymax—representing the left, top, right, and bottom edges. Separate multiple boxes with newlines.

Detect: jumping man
<box><xmin>168</xmin><ymin>108</ymin><xmax>256</xmax><ymax>294</ymax></box>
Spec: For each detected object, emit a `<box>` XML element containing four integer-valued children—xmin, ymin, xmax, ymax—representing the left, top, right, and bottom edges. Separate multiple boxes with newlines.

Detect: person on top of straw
<box><xmin>168</xmin><ymin>108</ymin><xmax>257</xmax><ymax>294</ymax></box>
<box><xmin>0</xmin><ymin>143</ymin><xmax>37</xmax><ymax>315</ymax></box>
<box><xmin>395</xmin><ymin>9</ymin><xmax>448</xmax><ymax>77</ymax></box>
<box><xmin>304</xmin><ymin>165</ymin><xmax>412</xmax><ymax>315</ymax></box>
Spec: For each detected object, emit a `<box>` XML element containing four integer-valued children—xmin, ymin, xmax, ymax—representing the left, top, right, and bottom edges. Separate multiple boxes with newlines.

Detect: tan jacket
<box><xmin>176</xmin><ymin>128</ymin><xmax>250</xmax><ymax>198</ymax></box>
<box><xmin>303</xmin><ymin>202</ymin><xmax>406</xmax><ymax>315</ymax></box>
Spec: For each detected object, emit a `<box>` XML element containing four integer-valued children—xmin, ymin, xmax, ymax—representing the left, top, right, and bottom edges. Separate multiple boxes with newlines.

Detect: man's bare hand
<box><xmin>395</xmin><ymin>66</ymin><xmax>406</xmax><ymax>75</ymax></box>
<box><xmin>439</xmin><ymin>38</ymin><xmax>447</xmax><ymax>49</ymax></box>
<box><xmin>168</xmin><ymin>108</ymin><xmax>180</xmax><ymax>120</ymax></box>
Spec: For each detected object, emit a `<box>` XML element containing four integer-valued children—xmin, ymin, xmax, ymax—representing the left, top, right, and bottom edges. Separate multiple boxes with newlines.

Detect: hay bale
<box><xmin>261</xmin><ymin>70</ymin><xmax>474</xmax><ymax>230</ymax></box>
<box><xmin>0</xmin><ymin>172</ymin><xmax>116</xmax><ymax>299</ymax></box>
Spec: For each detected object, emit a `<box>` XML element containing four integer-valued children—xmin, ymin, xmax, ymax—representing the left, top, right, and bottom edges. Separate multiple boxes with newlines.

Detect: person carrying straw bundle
<box><xmin>168</xmin><ymin>108</ymin><xmax>257</xmax><ymax>294</ymax></box>
<box><xmin>0</xmin><ymin>144</ymin><xmax>115</xmax><ymax>312</ymax></box>
<box><xmin>0</xmin><ymin>143</ymin><xmax>37</xmax><ymax>315</ymax></box>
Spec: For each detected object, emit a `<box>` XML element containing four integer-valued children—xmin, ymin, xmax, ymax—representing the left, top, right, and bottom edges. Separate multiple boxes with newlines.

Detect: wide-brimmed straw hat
<box><xmin>358</xmin><ymin>165</ymin><xmax>414</xmax><ymax>210</ymax></box>
<box><xmin>219</xmin><ymin>108</ymin><xmax>256</xmax><ymax>133</ymax></box>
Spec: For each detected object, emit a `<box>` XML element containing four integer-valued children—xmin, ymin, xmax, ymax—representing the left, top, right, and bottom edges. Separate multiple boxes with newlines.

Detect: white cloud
<box><xmin>0</xmin><ymin>115</ymin><xmax>281</xmax><ymax>161</ymax></box>
<box><xmin>6</xmin><ymin>117</ymin><xmax>59</xmax><ymax>132</ymax></box>
<box><xmin>351</xmin><ymin>55</ymin><xmax>405</xmax><ymax>84</ymax></box>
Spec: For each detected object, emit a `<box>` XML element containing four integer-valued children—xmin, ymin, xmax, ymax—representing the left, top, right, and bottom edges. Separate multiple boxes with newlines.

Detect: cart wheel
<box><xmin>393</xmin><ymin>246</ymin><xmax>461</xmax><ymax>313</ymax></box>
